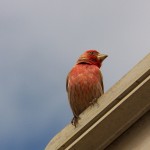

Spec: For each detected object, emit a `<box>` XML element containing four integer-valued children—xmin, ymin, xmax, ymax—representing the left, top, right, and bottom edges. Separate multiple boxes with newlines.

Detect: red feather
<box><xmin>66</xmin><ymin>50</ymin><xmax>107</xmax><ymax>126</ymax></box>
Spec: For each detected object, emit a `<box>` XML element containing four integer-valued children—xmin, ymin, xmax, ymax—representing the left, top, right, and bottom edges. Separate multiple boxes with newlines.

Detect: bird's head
<box><xmin>76</xmin><ymin>50</ymin><xmax>108</xmax><ymax>68</ymax></box>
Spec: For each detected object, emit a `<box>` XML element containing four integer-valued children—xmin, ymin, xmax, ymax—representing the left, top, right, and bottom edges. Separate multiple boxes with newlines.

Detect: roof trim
<box><xmin>45</xmin><ymin>53</ymin><xmax>150</xmax><ymax>150</ymax></box>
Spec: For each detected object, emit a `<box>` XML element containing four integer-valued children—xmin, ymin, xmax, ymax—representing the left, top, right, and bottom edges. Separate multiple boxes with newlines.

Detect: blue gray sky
<box><xmin>0</xmin><ymin>1</ymin><xmax>150</xmax><ymax>150</ymax></box>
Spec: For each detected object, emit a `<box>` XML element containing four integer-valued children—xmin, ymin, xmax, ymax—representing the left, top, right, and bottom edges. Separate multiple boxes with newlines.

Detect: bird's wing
<box><xmin>99</xmin><ymin>70</ymin><xmax>104</xmax><ymax>93</ymax></box>
<box><xmin>66</xmin><ymin>74</ymin><xmax>69</xmax><ymax>92</ymax></box>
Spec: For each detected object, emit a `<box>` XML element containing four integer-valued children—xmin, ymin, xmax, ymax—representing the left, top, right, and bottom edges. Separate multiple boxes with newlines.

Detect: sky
<box><xmin>0</xmin><ymin>0</ymin><xmax>150</xmax><ymax>150</ymax></box>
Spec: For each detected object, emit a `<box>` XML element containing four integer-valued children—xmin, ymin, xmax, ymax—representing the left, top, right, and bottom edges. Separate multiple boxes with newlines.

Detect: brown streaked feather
<box><xmin>66</xmin><ymin>64</ymin><xmax>104</xmax><ymax>117</ymax></box>
<box><xmin>66</xmin><ymin>50</ymin><xmax>107</xmax><ymax>126</ymax></box>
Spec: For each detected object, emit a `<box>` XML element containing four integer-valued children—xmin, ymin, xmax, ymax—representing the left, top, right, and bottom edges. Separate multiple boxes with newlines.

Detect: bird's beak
<box><xmin>97</xmin><ymin>53</ymin><xmax>108</xmax><ymax>61</ymax></box>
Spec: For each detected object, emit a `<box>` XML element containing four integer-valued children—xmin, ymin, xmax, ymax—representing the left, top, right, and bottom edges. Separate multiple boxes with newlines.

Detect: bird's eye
<box><xmin>89</xmin><ymin>51</ymin><xmax>94</xmax><ymax>55</ymax></box>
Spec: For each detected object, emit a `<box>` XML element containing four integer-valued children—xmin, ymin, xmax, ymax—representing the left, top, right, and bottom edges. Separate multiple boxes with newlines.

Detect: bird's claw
<box><xmin>90</xmin><ymin>98</ymin><xmax>99</xmax><ymax>106</ymax></box>
<box><xmin>71</xmin><ymin>116</ymin><xmax>80</xmax><ymax>127</ymax></box>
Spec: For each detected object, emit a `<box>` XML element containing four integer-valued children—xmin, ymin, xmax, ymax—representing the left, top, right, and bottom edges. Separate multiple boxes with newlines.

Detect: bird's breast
<box><xmin>67</xmin><ymin>64</ymin><xmax>102</xmax><ymax>115</ymax></box>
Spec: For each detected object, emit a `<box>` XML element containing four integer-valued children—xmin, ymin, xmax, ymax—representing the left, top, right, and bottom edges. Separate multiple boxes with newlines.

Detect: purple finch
<box><xmin>66</xmin><ymin>50</ymin><xmax>108</xmax><ymax>126</ymax></box>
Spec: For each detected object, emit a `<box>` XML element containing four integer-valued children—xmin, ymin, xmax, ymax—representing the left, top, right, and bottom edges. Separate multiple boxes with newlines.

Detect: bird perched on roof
<box><xmin>66</xmin><ymin>50</ymin><xmax>108</xmax><ymax>126</ymax></box>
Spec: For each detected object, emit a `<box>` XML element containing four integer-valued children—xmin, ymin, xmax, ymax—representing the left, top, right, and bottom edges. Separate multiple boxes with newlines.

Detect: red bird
<box><xmin>66</xmin><ymin>50</ymin><xmax>108</xmax><ymax>126</ymax></box>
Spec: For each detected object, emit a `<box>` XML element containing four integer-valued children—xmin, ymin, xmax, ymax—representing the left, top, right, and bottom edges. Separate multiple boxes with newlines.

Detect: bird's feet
<box><xmin>90</xmin><ymin>98</ymin><xmax>99</xmax><ymax>106</ymax></box>
<box><xmin>71</xmin><ymin>115</ymin><xmax>80</xmax><ymax>127</ymax></box>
